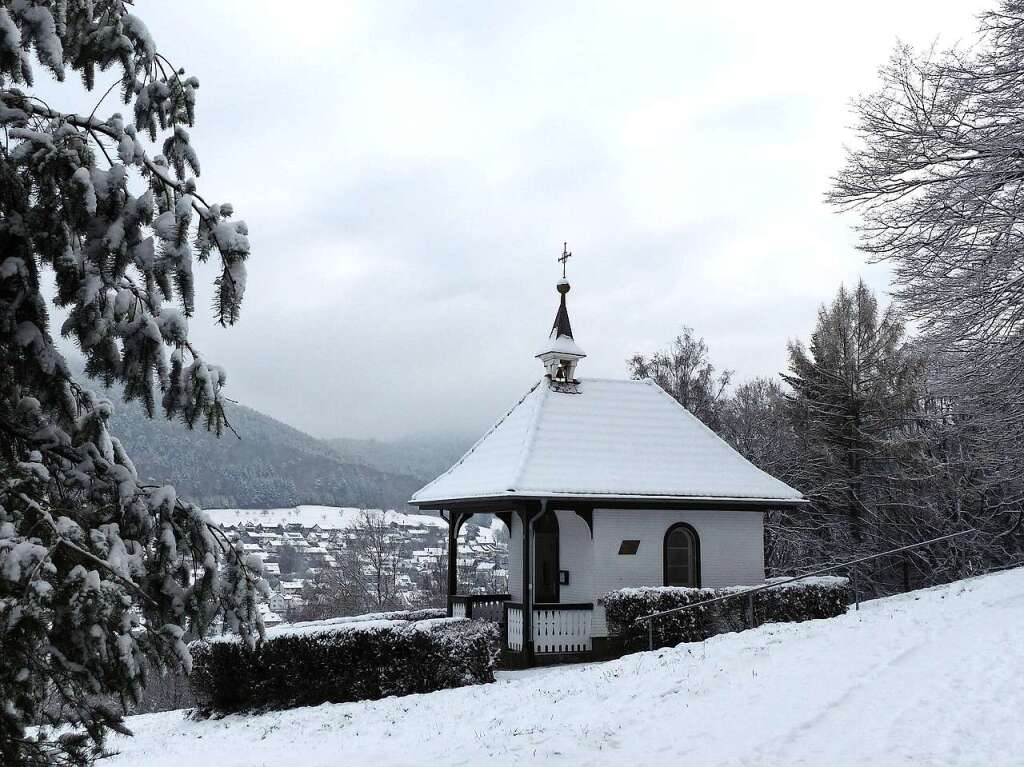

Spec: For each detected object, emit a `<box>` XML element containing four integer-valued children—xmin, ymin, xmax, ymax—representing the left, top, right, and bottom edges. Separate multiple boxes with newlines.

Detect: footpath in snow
<box><xmin>107</xmin><ymin>567</ymin><xmax>1024</xmax><ymax>767</ymax></box>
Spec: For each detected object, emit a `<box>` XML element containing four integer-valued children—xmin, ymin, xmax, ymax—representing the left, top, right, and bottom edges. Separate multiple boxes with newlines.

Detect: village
<box><xmin>211</xmin><ymin>507</ymin><xmax>509</xmax><ymax>626</ymax></box>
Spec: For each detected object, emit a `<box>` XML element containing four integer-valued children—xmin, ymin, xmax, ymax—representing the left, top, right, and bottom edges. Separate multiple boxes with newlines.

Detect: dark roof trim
<box><xmin>412</xmin><ymin>494</ymin><xmax>808</xmax><ymax>513</ymax></box>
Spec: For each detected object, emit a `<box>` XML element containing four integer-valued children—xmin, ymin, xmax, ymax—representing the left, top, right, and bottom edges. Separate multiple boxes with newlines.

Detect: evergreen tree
<box><xmin>0</xmin><ymin>5</ymin><xmax>263</xmax><ymax>764</ymax></box>
<box><xmin>783</xmin><ymin>281</ymin><xmax>924</xmax><ymax>556</ymax></box>
<box><xmin>278</xmin><ymin>543</ymin><xmax>306</xmax><ymax>576</ymax></box>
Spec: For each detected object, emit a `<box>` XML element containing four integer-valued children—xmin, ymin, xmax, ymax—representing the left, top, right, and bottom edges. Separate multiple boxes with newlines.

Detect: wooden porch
<box><xmin>439</xmin><ymin>501</ymin><xmax>599</xmax><ymax>665</ymax></box>
<box><xmin>450</xmin><ymin>593</ymin><xmax>595</xmax><ymax>661</ymax></box>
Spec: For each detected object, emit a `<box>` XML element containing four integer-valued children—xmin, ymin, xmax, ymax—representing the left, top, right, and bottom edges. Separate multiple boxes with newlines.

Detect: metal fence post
<box><xmin>852</xmin><ymin>569</ymin><xmax>859</xmax><ymax>611</ymax></box>
<box><xmin>746</xmin><ymin>593</ymin><xmax>755</xmax><ymax>628</ymax></box>
<box><xmin>648</xmin><ymin>618</ymin><xmax>654</xmax><ymax>651</ymax></box>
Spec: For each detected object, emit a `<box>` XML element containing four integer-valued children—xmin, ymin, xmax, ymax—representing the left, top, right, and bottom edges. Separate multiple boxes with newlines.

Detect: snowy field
<box><xmin>105</xmin><ymin>567</ymin><xmax>1024</xmax><ymax>766</ymax></box>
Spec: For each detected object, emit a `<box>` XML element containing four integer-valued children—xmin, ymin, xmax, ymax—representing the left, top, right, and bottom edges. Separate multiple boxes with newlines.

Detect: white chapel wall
<box><xmin>589</xmin><ymin>508</ymin><xmax>765</xmax><ymax>637</ymax></box>
<box><xmin>554</xmin><ymin>509</ymin><xmax>594</xmax><ymax>604</ymax></box>
<box><xmin>507</xmin><ymin>510</ymin><xmax>592</xmax><ymax>604</ymax></box>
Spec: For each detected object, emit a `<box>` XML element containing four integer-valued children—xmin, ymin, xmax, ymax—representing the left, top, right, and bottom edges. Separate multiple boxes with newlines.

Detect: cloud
<box><xmin>37</xmin><ymin>0</ymin><xmax>992</xmax><ymax>440</ymax></box>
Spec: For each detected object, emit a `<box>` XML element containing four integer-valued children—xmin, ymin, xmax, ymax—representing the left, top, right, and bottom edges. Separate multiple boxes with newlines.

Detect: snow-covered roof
<box><xmin>537</xmin><ymin>333</ymin><xmax>585</xmax><ymax>359</ymax></box>
<box><xmin>411</xmin><ymin>378</ymin><xmax>803</xmax><ymax>505</ymax></box>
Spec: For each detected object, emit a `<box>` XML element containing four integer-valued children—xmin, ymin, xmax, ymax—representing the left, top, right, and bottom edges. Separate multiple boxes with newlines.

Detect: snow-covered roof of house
<box><xmin>411</xmin><ymin>377</ymin><xmax>803</xmax><ymax>506</ymax></box>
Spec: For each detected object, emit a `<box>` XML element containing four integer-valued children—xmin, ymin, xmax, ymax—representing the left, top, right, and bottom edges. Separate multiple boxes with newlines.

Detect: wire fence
<box><xmin>638</xmin><ymin>528</ymin><xmax>986</xmax><ymax>651</ymax></box>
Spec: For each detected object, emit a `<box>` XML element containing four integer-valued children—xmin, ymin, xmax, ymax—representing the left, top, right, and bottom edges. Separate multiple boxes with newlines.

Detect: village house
<box><xmin>411</xmin><ymin>273</ymin><xmax>805</xmax><ymax>664</ymax></box>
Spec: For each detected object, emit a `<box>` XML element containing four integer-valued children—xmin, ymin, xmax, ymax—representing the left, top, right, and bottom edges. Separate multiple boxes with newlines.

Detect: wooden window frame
<box><xmin>663</xmin><ymin>522</ymin><xmax>701</xmax><ymax>588</ymax></box>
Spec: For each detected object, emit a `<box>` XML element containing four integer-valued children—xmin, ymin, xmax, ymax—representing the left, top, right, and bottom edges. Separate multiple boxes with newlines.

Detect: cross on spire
<box><xmin>558</xmin><ymin>242</ymin><xmax>572</xmax><ymax>279</ymax></box>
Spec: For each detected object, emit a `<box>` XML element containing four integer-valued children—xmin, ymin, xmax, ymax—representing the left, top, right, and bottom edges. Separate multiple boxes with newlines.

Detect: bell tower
<box><xmin>536</xmin><ymin>243</ymin><xmax>586</xmax><ymax>383</ymax></box>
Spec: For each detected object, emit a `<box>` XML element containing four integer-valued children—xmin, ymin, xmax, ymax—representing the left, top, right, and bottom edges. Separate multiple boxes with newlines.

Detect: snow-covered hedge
<box><xmin>602</xmin><ymin>576</ymin><xmax>849</xmax><ymax>650</ymax></box>
<box><xmin>189</xmin><ymin>609</ymin><xmax>497</xmax><ymax>713</ymax></box>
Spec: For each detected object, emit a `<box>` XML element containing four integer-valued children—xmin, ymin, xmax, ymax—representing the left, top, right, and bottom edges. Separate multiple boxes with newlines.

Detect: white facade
<box><xmin>590</xmin><ymin>508</ymin><xmax>763</xmax><ymax>636</ymax></box>
<box><xmin>503</xmin><ymin>507</ymin><xmax>764</xmax><ymax>638</ymax></box>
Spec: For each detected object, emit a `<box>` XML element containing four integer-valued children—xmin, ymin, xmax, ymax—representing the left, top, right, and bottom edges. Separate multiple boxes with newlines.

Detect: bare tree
<box><xmin>298</xmin><ymin>559</ymin><xmax>364</xmax><ymax>620</ymax></box>
<box><xmin>830</xmin><ymin>3</ymin><xmax>1024</xmax><ymax>380</ymax></box>
<box><xmin>718</xmin><ymin>377</ymin><xmax>817</xmax><ymax>573</ymax></box>
<box><xmin>720</xmin><ymin>378</ymin><xmax>794</xmax><ymax>478</ymax></box>
<box><xmin>629</xmin><ymin>327</ymin><xmax>733</xmax><ymax>429</ymax></box>
<box><xmin>349</xmin><ymin>511</ymin><xmax>405</xmax><ymax>610</ymax></box>
<box><xmin>413</xmin><ymin>553</ymin><xmax>448</xmax><ymax>610</ymax></box>
<box><xmin>827</xmin><ymin>2</ymin><xmax>1024</xmax><ymax>586</ymax></box>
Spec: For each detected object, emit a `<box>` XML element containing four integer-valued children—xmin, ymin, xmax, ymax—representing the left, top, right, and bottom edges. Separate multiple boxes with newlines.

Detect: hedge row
<box><xmin>189</xmin><ymin>610</ymin><xmax>498</xmax><ymax>714</ymax></box>
<box><xmin>601</xmin><ymin>576</ymin><xmax>849</xmax><ymax>650</ymax></box>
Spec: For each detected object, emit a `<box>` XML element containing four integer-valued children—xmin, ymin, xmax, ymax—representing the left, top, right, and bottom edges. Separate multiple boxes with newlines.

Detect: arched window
<box><xmin>664</xmin><ymin>523</ymin><xmax>700</xmax><ymax>587</ymax></box>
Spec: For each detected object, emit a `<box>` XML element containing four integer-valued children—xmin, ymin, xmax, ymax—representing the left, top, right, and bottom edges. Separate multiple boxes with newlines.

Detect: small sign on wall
<box><xmin>559</xmin><ymin>570</ymin><xmax>570</xmax><ymax>585</ymax></box>
<box><xmin>618</xmin><ymin>540</ymin><xmax>640</xmax><ymax>555</ymax></box>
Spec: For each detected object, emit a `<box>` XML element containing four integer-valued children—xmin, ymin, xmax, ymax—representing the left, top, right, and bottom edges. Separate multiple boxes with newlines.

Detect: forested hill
<box><xmin>101</xmin><ymin>391</ymin><xmax>425</xmax><ymax>511</ymax></box>
<box><xmin>324</xmin><ymin>434</ymin><xmax>471</xmax><ymax>485</ymax></box>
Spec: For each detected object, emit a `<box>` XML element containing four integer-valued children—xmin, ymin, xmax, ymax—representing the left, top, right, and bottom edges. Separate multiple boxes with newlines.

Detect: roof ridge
<box><xmin>508</xmin><ymin>378</ymin><xmax>551</xmax><ymax>492</ymax></box>
<box><xmin>410</xmin><ymin>380</ymin><xmax>542</xmax><ymax>502</ymax></box>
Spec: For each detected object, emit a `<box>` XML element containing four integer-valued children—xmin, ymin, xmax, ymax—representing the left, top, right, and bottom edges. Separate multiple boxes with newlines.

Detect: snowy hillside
<box><xmin>104</xmin><ymin>567</ymin><xmax>1024</xmax><ymax>766</ymax></box>
<box><xmin>204</xmin><ymin>505</ymin><xmax>448</xmax><ymax>530</ymax></box>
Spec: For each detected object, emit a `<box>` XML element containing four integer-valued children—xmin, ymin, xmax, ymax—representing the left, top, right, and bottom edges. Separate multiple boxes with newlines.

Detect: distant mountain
<box><xmin>99</xmin><ymin>390</ymin><xmax>425</xmax><ymax>511</ymax></box>
<box><xmin>325</xmin><ymin>433</ymin><xmax>473</xmax><ymax>484</ymax></box>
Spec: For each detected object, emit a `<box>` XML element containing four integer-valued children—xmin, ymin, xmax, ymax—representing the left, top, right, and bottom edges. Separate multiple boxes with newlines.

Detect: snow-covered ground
<box><xmin>106</xmin><ymin>567</ymin><xmax>1024</xmax><ymax>766</ymax></box>
<box><xmin>204</xmin><ymin>505</ymin><xmax>449</xmax><ymax>530</ymax></box>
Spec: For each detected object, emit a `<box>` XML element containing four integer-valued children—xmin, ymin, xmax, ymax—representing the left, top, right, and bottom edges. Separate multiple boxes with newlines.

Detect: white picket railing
<box><xmin>532</xmin><ymin>605</ymin><xmax>593</xmax><ymax>654</ymax></box>
<box><xmin>506</xmin><ymin>604</ymin><xmax>524</xmax><ymax>651</ymax></box>
<box><xmin>451</xmin><ymin>600</ymin><xmax>467</xmax><ymax>619</ymax></box>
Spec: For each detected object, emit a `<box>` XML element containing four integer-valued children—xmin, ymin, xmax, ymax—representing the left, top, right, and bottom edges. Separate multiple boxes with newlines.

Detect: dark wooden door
<box><xmin>533</xmin><ymin>512</ymin><xmax>559</xmax><ymax>603</ymax></box>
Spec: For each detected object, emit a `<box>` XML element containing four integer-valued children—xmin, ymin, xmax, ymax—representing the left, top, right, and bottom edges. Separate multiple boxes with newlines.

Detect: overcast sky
<box><xmin>47</xmin><ymin>1</ymin><xmax>991</xmax><ymax>440</ymax></box>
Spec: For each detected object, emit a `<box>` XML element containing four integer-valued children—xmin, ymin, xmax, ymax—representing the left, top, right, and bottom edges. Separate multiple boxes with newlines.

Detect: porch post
<box><xmin>519</xmin><ymin>501</ymin><xmax>541</xmax><ymax>664</ymax></box>
<box><xmin>446</xmin><ymin>511</ymin><xmax>459</xmax><ymax>615</ymax></box>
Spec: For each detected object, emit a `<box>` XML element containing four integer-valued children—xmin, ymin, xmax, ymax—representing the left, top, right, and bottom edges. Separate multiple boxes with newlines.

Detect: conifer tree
<box><xmin>783</xmin><ymin>281</ymin><xmax>924</xmax><ymax>550</ymax></box>
<box><xmin>0</xmin><ymin>4</ymin><xmax>264</xmax><ymax>764</ymax></box>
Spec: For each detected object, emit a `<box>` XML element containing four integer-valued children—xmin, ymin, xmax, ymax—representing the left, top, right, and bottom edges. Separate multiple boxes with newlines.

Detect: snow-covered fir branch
<box><xmin>0</xmin><ymin>4</ymin><xmax>265</xmax><ymax>765</ymax></box>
